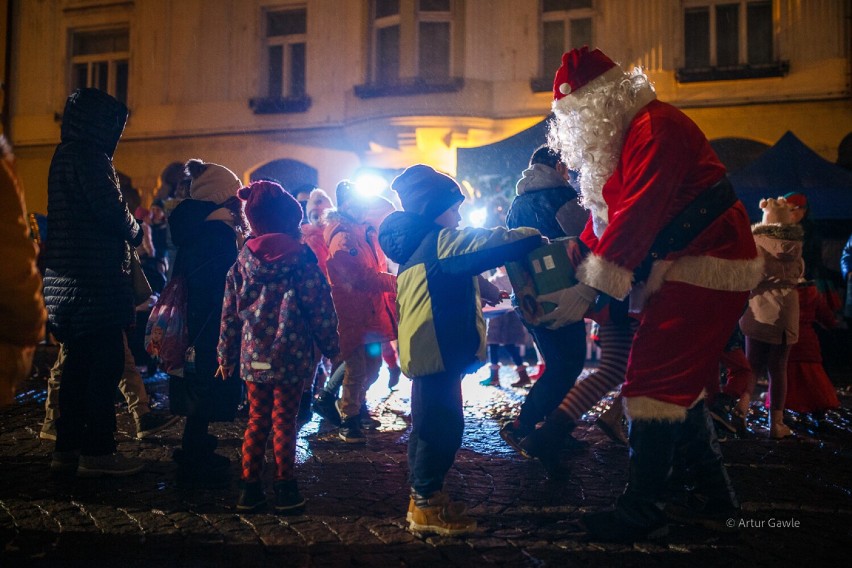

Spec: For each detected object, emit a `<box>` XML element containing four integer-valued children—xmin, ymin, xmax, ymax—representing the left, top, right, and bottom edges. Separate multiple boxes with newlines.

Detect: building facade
<box><xmin>4</xmin><ymin>0</ymin><xmax>851</xmax><ymax>214</ymax></box>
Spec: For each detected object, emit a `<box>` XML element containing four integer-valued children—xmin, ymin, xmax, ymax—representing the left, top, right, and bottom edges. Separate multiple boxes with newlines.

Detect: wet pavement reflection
<box><xmin>2</xmin><ymin>349</ymin><xmax>851</xmax><ymax>566</ymax></box>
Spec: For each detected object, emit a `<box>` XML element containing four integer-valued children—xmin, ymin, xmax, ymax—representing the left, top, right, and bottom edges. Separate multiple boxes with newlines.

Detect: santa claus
<box><xmin>541</xmin><ymin>47</ymin><xmax>763</xmax><ymax>541</ymax></box>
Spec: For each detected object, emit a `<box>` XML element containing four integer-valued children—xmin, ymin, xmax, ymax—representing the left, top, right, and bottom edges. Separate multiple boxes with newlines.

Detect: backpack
<box><xmin>144</xmin><ymin>274</ymin><xmax>189</xmax><ymax>376</ymax></box>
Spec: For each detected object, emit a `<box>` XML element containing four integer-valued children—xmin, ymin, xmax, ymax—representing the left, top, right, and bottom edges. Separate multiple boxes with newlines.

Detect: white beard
<box><xmin>547</xmin><ymin>68</ymin><xmax>655</xmax><ymax>237</ymax></box>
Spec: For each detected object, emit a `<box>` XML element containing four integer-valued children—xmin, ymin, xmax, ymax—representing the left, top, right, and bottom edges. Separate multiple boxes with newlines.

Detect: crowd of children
<box><xmin>27</xmin><ymin>67</ymin><xmax>848</xmax><ymax>545</ymax></box>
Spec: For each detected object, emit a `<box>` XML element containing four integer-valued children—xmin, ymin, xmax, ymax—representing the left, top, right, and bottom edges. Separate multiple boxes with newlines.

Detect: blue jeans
<box><xmin>408</xmin><ymin>371</ymin><xmax>464</xmax><ymax>497</ymax></box>
<box><xmin>517</xmin><ymin>321</ymin><xmax>585</xmax><ymax>432</ymax></box>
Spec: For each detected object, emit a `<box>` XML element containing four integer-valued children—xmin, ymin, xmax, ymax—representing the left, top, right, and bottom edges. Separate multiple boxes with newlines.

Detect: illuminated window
<box><xmin>266</xmin><ymin>8</ymin><xmax>307</xmax><ymax>98</ymax></box>
<box><xmin>541</xmin><ymin>0</ymin><xmax>594</xmax><ymax>79</ymax></box>
<box><xmin>70</xmin><ymin>28</ymin><xmax>129</xmax><ymax>105</ymax></box>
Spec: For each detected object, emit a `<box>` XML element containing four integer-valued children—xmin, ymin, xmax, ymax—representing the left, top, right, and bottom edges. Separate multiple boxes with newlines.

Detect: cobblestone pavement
<box><xmin>1</xmin><ymin>347</ymin><xmax>851</xmax><ymax>567</ymax></box>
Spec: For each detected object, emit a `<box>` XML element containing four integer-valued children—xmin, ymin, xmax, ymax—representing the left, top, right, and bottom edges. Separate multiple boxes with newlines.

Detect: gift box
<box><xmin>506</xmin><ymin>237</ymin><xmax>618</xmax><ymax>326</ymax></box>
<box><xmin>505</xmin><ymin>237</ymin><xmax>582</xmax><ymax>326</ymax></box>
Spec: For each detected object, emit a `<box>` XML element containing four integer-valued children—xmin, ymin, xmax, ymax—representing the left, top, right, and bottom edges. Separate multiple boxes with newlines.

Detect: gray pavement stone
<box><xmin>1</xmin><ymin>358</ymin><xmax>852</xmax><ymax>565</ymax></box>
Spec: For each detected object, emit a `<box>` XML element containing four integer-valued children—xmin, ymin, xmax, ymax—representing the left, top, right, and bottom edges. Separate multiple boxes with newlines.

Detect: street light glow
<box><xmin>468</xmin><ymin>207</ymin><xmax>487</xmax><ymax>228</ymax></box>
<box><xmin>354</xmin><ymin>173</ymin><xmax>388</xmax><ymax>197</ymax></box>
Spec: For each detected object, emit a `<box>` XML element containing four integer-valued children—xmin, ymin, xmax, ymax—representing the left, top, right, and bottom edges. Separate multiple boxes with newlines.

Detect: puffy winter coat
<box><xmin>301</xmin><ymin>223</ymin><xmax>330</xmax><ymax>277</ymax></box>
<box><xmin>42</xmin><ymin>88</ymin><xmax>142</xmax><ymax>341</ymax></box>
<box><xmin>739</xmin><ymin>222</ymin><xmax>804</xmax><ymax>345</ymax></box>
<box><xmin>218</xmin><ymin>233</ymin><xmax>340</xmax><ymax>385</ymax></box>
<box><xmin>324</xmin><ymin>211</ymin><xmax>397</xmax><ymax>359</ymax></box>
<box><xmin>168</xmin><ymin>198</ymin><xmax>241</xmax><ymax>420</ymax></box>
<box><xmin>506</xmin><ymin>164</ymin><xmax>588</xmax><ymax>239</ymax></box>
<box><xmin>379</xmin><ymin>212</ymin><xmax>541</xmax><ymax>377</ymax></box>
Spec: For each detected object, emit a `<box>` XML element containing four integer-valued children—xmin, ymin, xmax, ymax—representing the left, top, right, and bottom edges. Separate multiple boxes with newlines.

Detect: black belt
<box><xmin>634</xmin><ymin>177</ymin><xmax>739</xmax><ymax>283</ymax></box>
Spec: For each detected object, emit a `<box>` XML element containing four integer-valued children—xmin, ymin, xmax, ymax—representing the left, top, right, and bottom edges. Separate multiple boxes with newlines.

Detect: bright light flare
<box><xmin>354</xmin><ymin>173</ymin><xmax>388</xmax><ymax>197</ymax></box>
<box><xmin>468</xmin><ymin>207</ymin><xmax>487</xmax><ymax>228</ymax></box>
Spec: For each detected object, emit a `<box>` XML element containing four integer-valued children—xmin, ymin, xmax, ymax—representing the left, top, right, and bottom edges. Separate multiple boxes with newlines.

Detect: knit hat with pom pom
<box><xmin>239</xmin><ymin>180</ymin><xmax>303</xmax><ymax>236</ymax></box>
<box><xmin>185</xmin><ymin>159</ymin><xmax>242</xmax><ymax>205</ymax></box>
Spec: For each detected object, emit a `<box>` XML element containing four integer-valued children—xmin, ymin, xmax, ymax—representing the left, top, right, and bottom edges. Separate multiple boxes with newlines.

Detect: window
<box><xmin>265</xmin><ymin>8</ymin><xmax>307</xmax><ymax>98</ymax></box>
<box><xmin>250</xmin><ymin>7</ymin><xmax>310</xmax><ymax>113</ymax></box>
<box><xmin>373</xmin><ymin>0</ymin><xmax>401</xmax><ymax>84</ymax></box>
<box><xmin>529</xmin><ymin>0</ymin><xmax>593</xmax><ymax>92</ymax></box>
<box><xmin>541</xmin><ymin>0</ymin><xmax>593</xmax><ymax>79</ymax></box>
<box><xmin>70</xmin><ymin>28</ymin><xmax>129</xmax><ymax>105</ymax></box>
<box><xmin>679</xmin><ymin>1</ymin><xmax>785</xmax><ymax>82</ymax></box>
<box><xmin>417</xmin><ymin>0</ymin><xmax>452</xmax><ymax>82</ymax></box>
<box><xmin>356</xmin><ymin>0</ymin><xmax>462</xmax><ymax>97</ymax></box>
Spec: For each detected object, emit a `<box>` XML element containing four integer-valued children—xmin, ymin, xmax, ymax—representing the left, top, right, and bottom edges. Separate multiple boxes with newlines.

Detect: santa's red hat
<box><xmin>552</xmin><ymin>46</ymin><xmax>618</xmax><ymax>100</ymax></box>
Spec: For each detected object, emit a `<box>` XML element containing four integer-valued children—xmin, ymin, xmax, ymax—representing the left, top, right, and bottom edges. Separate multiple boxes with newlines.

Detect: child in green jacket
<box><xmin>378</xmin><ymin>164</ymin><xmax>542</xmax><ymax>536</ymax></box>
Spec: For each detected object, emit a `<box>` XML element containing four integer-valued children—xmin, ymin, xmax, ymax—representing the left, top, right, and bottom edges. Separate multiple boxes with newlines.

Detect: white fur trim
<box><xmin>624</xmin><ymin>390</ymin><xmax>706</xmax><ymax>423</ymax></box>
<box><xmin>577</xmin><ymin>254</ymin><xmax>633</xmax><ymax>300</ymax></box>
<box><xmin>551</xmin><ymin>67</ymin><xmax>627</xmax><ymax>113</ymax></box>
<box><xmin>643</xmin><ymin>255</ymin><xmax>765</xmax><ymax>297</ymax></box>
<box><xmin>624</xmin><ymin>396</ymin><xmax>687</xmax><ymax>422</ymax></box>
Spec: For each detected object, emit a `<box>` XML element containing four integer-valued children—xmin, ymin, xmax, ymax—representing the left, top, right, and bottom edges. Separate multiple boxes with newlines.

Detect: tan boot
<box><xmin>409</xmin><ymin>491</ymin><xmax>477</xmax><ymax>536</ymax></box>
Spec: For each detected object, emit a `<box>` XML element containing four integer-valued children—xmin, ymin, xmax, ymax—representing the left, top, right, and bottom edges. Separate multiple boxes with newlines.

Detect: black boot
<box><xmin>274</xmin><ymin>479</ymin><xmax>306</xmax><ymax>514</ymax></box>
<box><xmin>582</xmin><ymin>417</ymin><xmax>675</xmax><ymax>542</ymax></box>
<box><xmin>237</xmin><ymin>481</ymin><xmax>267</xmax><ymax>512</ymax></box>
<box><xmin>665</xmin><ymin>402</ymin><xmax>739</xmax><ymax>529</ymax></box>
<box><xmin>312</xmin><ymin>391</ymin><xmax>341</xmax><ymax>426</ymax></box>
<box><xmin>338</xmin><ymin>416</ymin><xmax>366</xmax><ymax>443</ymax></box>
<box><xmin>174</xmin><ymin>432</ymin><xmax>230</xmax><ymax>486</ymax></box>
<box><xmin>708</xmin><ymin>392</ymin><xmax>738</xmax><ymax>434</ymax></box>
<box><xmin>518</xmin><ymin>417</ymin><xmax>575</xmax><ymax>475</ymax></box>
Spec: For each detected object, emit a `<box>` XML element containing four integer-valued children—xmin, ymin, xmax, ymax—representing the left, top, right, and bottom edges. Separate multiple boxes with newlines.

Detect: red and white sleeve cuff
<box><xmin>577</xmin><ymin>254</ymin><xmax>633</xmax><ymax>301</ymax></box>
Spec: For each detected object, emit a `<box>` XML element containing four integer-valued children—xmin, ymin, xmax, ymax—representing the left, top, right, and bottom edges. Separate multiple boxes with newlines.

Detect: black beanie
<box><xmin>391</xmin><ymin>164</ymin><xmax>464</xmax><ymax>220</ymax></box>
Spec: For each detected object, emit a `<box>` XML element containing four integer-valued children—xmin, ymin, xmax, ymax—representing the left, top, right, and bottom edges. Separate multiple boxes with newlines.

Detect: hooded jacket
<box><xmin>506</xmin><ymin>164</ymin><xmax>588</xmax><ymax>239</ymax></box>
<box><xmin>739</xmin><ymin>222</ymin><xmax>804</xmax><ymax>345</ymax></box>
<box><xmin>168</xmin><ymin>197</ymin><xmax>241</xmax><ymax>420</ymax></box>
<box><xmin>42</xmin><ymin>88</ymin><xmax>142</xmax><ymax>341</ymax></box>
<box><xmin>301</xmin><ymin>223</ymin><xmax>330</xmax><ymax>276</ymax></box>
<box><xmin>324</xmin><ymin>211</ymin><xmax>397</xmax><ymax>359</ymax></box>
<box><xmin>218</xmin><ymin>233</ymin><xmax>340</xmax><ymax>385</ymax></box>
<box><xmin>379</xmin><ymin>212</ymin><xmax>541</xmax><ymax>377</ymax></box>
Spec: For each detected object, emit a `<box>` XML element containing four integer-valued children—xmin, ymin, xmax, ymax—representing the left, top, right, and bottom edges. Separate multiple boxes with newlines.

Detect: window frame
<box><xmin>68</xmin><ymin>26</ymin><xmax>130</xmax><ymax>105</ymax></box>
<box><xmin>415</xmin><ymin>1</ymin><xmax>454</xmax><ymax>82</ymax></box>
<box><xmin>677</xmin><ymin>0</ymin><xmax>787</xmax><ymax>83</ymax></box>
<box><xmin>372</xmin><ymin>2</ymin><xmax>403</xmax><ymax>85</ymax></box>
<box><xmin>250</xmin><ymin>5</ymin><xmax>312</xmax><ymax>114</ymax></box>
<box><xmin>531</xmin><ymin>1</ymin><xmax>595</xmax><ymax>93</ymax></box>
<box><xmin>540</xmin><ymin>1</ymin><xmax>594</xmax><ymax>77</ymax></box>
<box><xmin>356</xmin><ymin>0</ymin><xmax>463</xmax><ymax>98</ymax></box>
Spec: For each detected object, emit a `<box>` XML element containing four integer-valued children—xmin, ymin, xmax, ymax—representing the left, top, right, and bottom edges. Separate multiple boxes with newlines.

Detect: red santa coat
<box><xmin>576</xmin><ymin>100</ymin><xmax>762</xmax><ymax>420</ymax></box>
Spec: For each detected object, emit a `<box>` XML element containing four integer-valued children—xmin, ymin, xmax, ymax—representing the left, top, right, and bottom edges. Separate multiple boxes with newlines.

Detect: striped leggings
<box><xmin>241</xmin><ymin>381</ymin><xmax>303</xmax><ymax>482</ymax></box>
<box><xmin>554</xmin><ymin>319</ymin><xmax>638</xmax><ymax>422</ymax></box>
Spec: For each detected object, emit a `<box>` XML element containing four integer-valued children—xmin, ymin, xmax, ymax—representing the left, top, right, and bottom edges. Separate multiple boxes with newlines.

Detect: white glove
<box><xmin>537</xmin><ymin>283</ymin><xmax>598</xmax><ymax>329</ymax></box>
